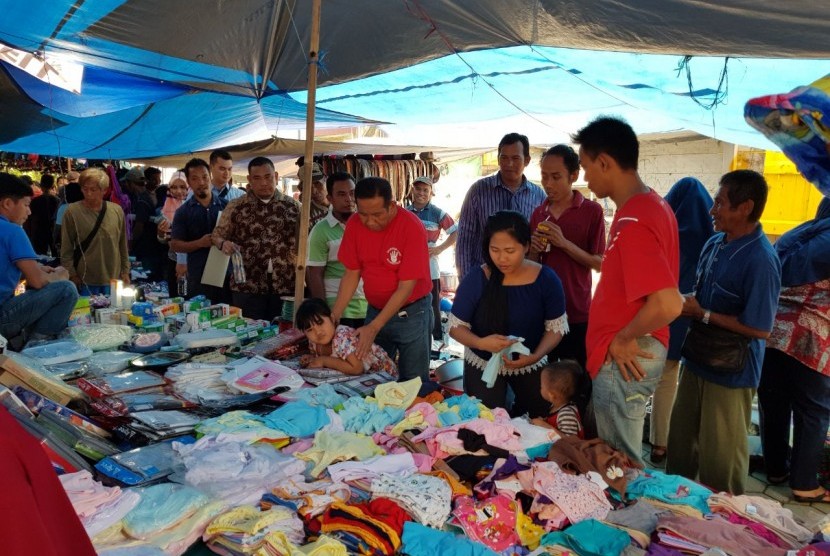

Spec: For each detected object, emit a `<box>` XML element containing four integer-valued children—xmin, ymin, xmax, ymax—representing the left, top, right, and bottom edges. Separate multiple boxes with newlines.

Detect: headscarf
<box><xmin>663</xmin><ymin>177</ymin><xmax>714</xmax><ymax>294</ymax></box>
<box><xmin>161</xmin><ymin>171</ymin><xmax>188</xmax><ymax>223</ymax></box>
<box><xmin>775</xmin><ymin>196</ymin><xmax>830</xmax><ymax>287</ymax></box>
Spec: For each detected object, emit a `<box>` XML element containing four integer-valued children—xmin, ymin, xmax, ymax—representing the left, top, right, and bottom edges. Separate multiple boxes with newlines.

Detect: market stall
<box><xmin>1</xmin><ymin>284</ymin><xmax>827</xmax><ymax>556</ymax></box>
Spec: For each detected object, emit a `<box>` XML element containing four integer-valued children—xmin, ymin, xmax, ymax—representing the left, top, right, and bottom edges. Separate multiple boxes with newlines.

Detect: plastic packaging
<box><xmin>231</xmin><ymin>249</ymin><xmax>246</xmax><ymax>283</ymax></box>
<box><xmin>122</xmin><ymin>483</ymin><xmax>210</xmax><ymax>539</ymax></box>
<box><xmin>95</xmin><ymin>436</ymin><xmax>195</xmax><ymax>485</ymax></box>
<box><xmin>21</xmin><ymin>340</ymin><xmax>93</xmax><ymax>365</ymax></box>
<box><xmin>85</xmin><ymin>351</ymin><xmax>140</xmax><ymax>375</ymax></box>
<box><xmin>69</xmin><ymin>324</ymin><xmax>135</xmax><ymax>351</ymax></box>
<box><xmin>77</xmin><ymin>370</ymin><xmax>167</xmax><ymax>399</ymax></box>
<box><xmin>175</xmin><ymin>329</ymin><xmax>239</xmax><ymax>349</ymax></box>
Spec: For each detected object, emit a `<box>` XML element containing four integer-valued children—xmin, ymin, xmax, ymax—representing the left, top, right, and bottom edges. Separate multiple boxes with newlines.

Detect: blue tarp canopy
<box><xmin>1</xmin><ymin>0</ymin><xmax>829</xmax><ymax>157</ymax></box>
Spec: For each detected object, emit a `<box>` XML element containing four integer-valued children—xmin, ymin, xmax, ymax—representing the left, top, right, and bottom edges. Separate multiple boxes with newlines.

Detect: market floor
<box><xmin>641</xmin><ymin>442</ymin><xmax>830</xmax><ymax>527</ymax></box>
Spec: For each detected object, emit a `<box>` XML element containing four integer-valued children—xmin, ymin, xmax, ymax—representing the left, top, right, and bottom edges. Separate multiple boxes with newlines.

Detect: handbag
<box><xmin>73</xmin><ymin>201</ymin><xmax>107</xmax><ymax>268</ymax></box>
<box><xmin>681</xmin><ymin>319</ymin><xmax>750</xmax><ymax>373</ymax></box>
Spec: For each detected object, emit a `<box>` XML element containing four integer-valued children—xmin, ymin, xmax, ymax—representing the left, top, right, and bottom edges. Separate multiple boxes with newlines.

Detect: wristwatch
<box><xmin>701</xmin><ymin>309</ymin><xmax>711</xmax><ymax>324</ymax></box>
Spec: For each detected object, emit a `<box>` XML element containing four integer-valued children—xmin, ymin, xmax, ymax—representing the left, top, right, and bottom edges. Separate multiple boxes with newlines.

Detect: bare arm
<box><xmin>682</xmin><ymin>295</ymin><xmax>770</xmax><ymax>339</ymax></box>
<box><xmin>429</xmin><ymin>230</ymin><xmax>457</xmax><ymax>257</ymax></box>
<box><xmin>306</xmin><ymin>266</ymin><xmax>326</xmax><ymax>300</ymax></box>
<box><xmin>16</xmin><ymin>260</ymin><xmax>68</xmax><ymax>290</ymax></box>
<box><xmin>331</xmin><ymin>268</ymin><xmax>361</xmax><ymax>322</ymax></box>
<box><xmin>170</xmin><ymin>234</ymin><xmax>212</xmax><ymax>254</ymax></box>
<box><xmin>310</xmin><ymin>354</ymin><xmax>364</xmax><ymax>375</ymax></box>
<box><xmin>353</xmin><ymin>279</ymin><xmax>417</xmax><ymax>358</ymax></box>
<box><xmin>607</xmin><ymin>287</ymin><xmax>683</xmax><ymax>381</ymax></box>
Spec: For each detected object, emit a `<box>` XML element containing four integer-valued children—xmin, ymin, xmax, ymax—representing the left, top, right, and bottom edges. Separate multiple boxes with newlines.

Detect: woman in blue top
<box><xmin>649</xmin><ymin>177</ymin><xmax>714</xmax><ymax>463</ymax></box>
<box><xmin>449</xmin><ymin>210</ymin><xmax>568</xmax><ymax>417</ymax></box>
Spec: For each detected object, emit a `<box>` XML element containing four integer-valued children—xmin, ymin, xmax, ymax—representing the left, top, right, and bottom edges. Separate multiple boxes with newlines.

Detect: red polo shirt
<box><xmin>530</xmin><ymin>190</ymin><xmax>606</xmax><ymax>323</ymax></box>
<box><xmin>339</xmin><ymin>205</ymin><xmax>432</xmax><ymax>310</ymax></box>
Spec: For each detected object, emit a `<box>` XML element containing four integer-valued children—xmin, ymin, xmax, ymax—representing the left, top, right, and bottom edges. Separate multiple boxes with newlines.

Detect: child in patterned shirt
<box><xmin>296</xmin><ymin>298</ymin><xmax>397</xmax><ymax>376</ymax></box>
<box><xmin>531</xmin><ymin>360</ymin><xmax>584</xmax><ymax>438</ymax></box>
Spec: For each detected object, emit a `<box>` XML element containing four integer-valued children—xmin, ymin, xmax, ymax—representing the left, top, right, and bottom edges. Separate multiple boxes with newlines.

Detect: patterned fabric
<box><xmin>767</xmin><ymin>279</ymin><xmax>830</xmax><ymax>376</ymax></box>
<box><xmin>745</xmin><ymin>74</ymin><xmax>830</xmax><ymax>196</ymax></box>
<box><xmin>309</xmin><ymin>201</ymin><xmax>329</xmax><ymax>230</ymax></box>
<box><xmin>406</xmin><ymin>202</ymin><xmax>457</xmax><ymax>279</ymax></box>
<box><xmin>213</xmin><ymin>191</ymin><xmax>300</xmax><ymax>295</ymax></box>
<box><xmin>455</xmin><ymin>173</ymin><xmax>546</xmax><ymax>279</ymax></box>
<box><xmin>330</xmin><ymin>325</ymin><xmax>397</xmax><ymax>375</ymax></box>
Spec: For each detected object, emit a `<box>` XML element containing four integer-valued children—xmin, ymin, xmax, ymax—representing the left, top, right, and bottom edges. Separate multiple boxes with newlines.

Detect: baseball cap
<box><xmin>412</xmin><ymin>176</ymin><xmax>433</xmax><ymax>186</ymax></box>
<box><xmin>124</xmin><ymin>166</ymin><xmax>146</xmax><ymax>182</ymax></box>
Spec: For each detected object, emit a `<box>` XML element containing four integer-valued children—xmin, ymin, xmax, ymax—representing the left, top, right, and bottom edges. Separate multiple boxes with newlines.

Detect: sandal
<box><xmin>649</xmin><ymin>447</ymin><xmax>667</xmax><ymax>464</ymax></box>
<box><xmin>792</xmin><ymin>489</ymin><xmax>830</xmax><ymax>503</ymax></box>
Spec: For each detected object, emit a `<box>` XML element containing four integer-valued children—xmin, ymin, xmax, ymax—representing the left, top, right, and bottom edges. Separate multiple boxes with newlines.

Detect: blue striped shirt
<box><xmin>455</xmin><ymin>173</ymin><xmax>546</xmax><ymax>279</ymax></box>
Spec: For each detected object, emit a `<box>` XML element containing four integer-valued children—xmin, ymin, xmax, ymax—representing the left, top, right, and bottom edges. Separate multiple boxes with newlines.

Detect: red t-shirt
<box><xmin>586</xmin><ymin>190</ymin><xmax>679</xmax><ymax>377</ymax></box>
<box><xmin>530</xmin><ymin>191</ymin><xmax>606</xmax><ymax>323</ymax></box>
<box><xmin>339</xmin><ymin>205</ymin><xmax>432</xmax><ymax>309</ymax></box>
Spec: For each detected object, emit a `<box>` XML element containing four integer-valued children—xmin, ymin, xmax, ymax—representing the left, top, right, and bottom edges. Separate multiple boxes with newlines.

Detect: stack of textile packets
<box><xmin>51</xmin><ymin>372</ymin><xmax>829</xmax><ymax>556</ymax></box>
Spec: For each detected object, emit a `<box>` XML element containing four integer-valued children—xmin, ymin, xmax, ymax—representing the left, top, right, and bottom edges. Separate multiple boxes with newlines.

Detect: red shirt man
<box><xmin>334</xmin><ymin>177</ymin><xmax>432</xmax><ymax>382</ymax></box>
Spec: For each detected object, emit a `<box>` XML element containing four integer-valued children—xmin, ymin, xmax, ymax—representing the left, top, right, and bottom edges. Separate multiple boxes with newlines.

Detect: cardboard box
<box><xmin>0</xmin><ymin>354</ymin><xmax>83</xmax><ymax>405</ymax></box>
<box><xmin>185</xmin><ymin>303</ymin><xmax>230</xmax><ymax>328</ymax></box>
<box><xmin>67</xmin><ymin>296</ymin><xmax>92</xmax><ymax>327</ymax></box>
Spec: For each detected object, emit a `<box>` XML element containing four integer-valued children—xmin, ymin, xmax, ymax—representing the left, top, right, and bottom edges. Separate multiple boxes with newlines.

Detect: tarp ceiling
<box><xmin>1</xmin><ymin>1</ymin><xmax>829</xmax><ymax>158</ymax></box>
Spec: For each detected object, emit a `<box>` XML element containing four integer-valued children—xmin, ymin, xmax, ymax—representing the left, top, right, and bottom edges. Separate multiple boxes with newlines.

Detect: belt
<box><xmin>371</xmin><ymin>294</ymin><xmax>429</xmax><ymax>314</ymax></box>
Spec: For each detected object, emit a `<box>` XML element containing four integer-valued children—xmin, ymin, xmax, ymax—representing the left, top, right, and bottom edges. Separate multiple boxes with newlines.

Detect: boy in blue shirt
<box><xmin>0</xmin><ymin>173</ymin><xmax>78</xmax><ymax>348</ymax></box>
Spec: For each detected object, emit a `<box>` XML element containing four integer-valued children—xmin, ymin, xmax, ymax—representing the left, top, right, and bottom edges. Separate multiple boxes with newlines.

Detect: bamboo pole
<box><xmin>292</xmin><ymin>0</ymin><xmax>322</xmax><ymax>319</ymax></box>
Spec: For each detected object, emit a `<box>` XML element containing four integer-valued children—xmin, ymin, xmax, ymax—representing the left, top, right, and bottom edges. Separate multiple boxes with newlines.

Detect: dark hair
<box><xmin>144</xmin><ymin>167</ymin><xmax>161</xmax><ymax>179</ymax></box>
<box><xmin>209</xmin><ymin>149</ymin><xmax>232</xmax><ymax>164</ymax></box>
<box><xmin>295</xmin><ymin>298</ymin><xmax>331</xmax><ymax>331</ymax></box>
<box><xmin>355</xmin><ymin>177</ymin><xmax>393</xmax><ymax>206</ymax></box>
<box><xmin>64</xmin><ymin>182</ymin><xmax>83</xmax><ymax>203</ymax></box>
<box><xmin>541</xmin><ymin>360</ymin><xmax>583</xmax><ymax>402</ymax></box>
<box><xmin>0</xmin><ymin>172</ymin><xmax>33</xmax><ymax>201</ymax></box>
<box><xmin>719</xmin><ymin>169</ymin><xmax>768</xmax><ymax>222</ymax></box>
<box><xmin>572</xmin><ymin>116</ymin><xmax>639</xmax><ymax>170</ymax></box>
<box><xmin>475</xmin><ymin>211</ymin><xmax>531</xmax><ymax>334</ymax></box>
<box><xmin>247</xmin><ymin>156</ymin><xmax>275</xmax><ymax>174</ymax></box>
<box><xmin>541</xmin><ymin>145</ymin><xmax>580</xmax><ymax>175</ymax></box>
<box><xmin>326</xmin><ymin>172</ymin><xmax>355</xmax><ymax>197</ymax></box>
<box><xmin>184</xmin><ymin>158</ymin><xmax>210</xmax><ymax>179</ymax></box>
<box><xmin>40</xmin><ymin>174</ymin><xmax>55</xmax><ymax>191</ymax></box>
<box><xmin>498</xmin><ymin>132</ymin><xmax>530</xmax><ymax>159</ymax></box>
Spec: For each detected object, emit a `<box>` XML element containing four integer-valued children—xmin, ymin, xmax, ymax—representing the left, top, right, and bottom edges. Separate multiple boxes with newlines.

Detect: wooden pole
<box><xmin>293</xmin><ymin>0</ymin><xmax>322</xmax><ymax>319</ymax></box>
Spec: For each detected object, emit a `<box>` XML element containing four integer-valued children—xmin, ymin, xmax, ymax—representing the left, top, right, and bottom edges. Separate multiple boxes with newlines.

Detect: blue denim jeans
<box><xmin>366</xmin><ymin>294</ymin><xmax>432</xmax><ymax>382</ymax></box>
<box><xmin>592</xmin><ymin>335</ymin><xmax>667</xmax><ymax>466</ymax></box>
<box><xmin>0</xmin><ymin>281</ymin><xmax>79</xmax><ymax>339</ymax></box>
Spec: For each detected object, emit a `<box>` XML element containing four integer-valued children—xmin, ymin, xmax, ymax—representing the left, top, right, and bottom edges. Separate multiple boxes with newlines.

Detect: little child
<box><xmin>295</xmin><ymin>298</ymin><xmax>397</xmax><ymax>376</ymax></box>
<box><xmin>531</xmin><ymin>360</ymin><xmax>584</xmax><ymax>438</ymax></box>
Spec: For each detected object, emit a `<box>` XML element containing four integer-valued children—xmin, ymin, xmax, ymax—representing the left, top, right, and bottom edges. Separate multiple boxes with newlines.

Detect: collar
<box><xmin>185</xmin><ymin>192</ymin><xmax>222</xmax><ymax>208</ymax></box>
<box><xmin>0</xmin><ymin>215</ymin><xmax>10</xmax><ymax>224</ymax></box>
<box><xmin>407</xmin><ymin>202</ymin><xmax>431</xmax><ymax>213</ymax></box>
<box><xmin>495</xmin><ymin>172</ymin><xmax>530</xmax><ymax>192</ymax></box>
<box><xmin>545</xmin><ymin>189</ymin><xmax>584</xmax><ymax>212</ymax></box>
<box><xmin>211</xmin><ymin>183</ymin><xmax>228</xmax><ymax>193</ymax></box>
<box><xmin>717</xmin><ymin>223</ymin><xmax>764</xmax><ymax>255</ymax></box>
<box><xmin>324</xmin><ymin>208</ymin><xmax>348</xmax><ymax>228</ymax></box>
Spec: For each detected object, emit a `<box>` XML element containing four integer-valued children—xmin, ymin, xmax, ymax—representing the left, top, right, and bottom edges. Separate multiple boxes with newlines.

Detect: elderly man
<box><xmin>667</xmin><ymin>169</ymin><xmax>781</xmax><ymax>495</ymax></box>
<box><xmin>213</xmin><ymin>157</ymin><xmax>299</xmax><ymax>321</ymax></box>
<box><xmin>0</xmin><ymin>173</ymin><xmax>78</xmax><ymax>346</ymax></box>
<box><xmin>455</xmin><ymin>132</ymin><xmax>546</xmax><ymax>279</ymax></box>
<box><xmin>332</xmin><ymin>177</ymin><xmax>432</xmax><ymax>382</ymax></box>
<box><xmin>306</xmin><ymin>172</ymin><xmax>367</xmax><ymax>328</ymax></box>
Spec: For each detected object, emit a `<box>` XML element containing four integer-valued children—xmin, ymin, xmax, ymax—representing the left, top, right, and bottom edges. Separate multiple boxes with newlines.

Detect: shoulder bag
<box><xmin>73</xmin><ymin>201</ymin><xmax>108</xmax><ymax>268</ymax></box>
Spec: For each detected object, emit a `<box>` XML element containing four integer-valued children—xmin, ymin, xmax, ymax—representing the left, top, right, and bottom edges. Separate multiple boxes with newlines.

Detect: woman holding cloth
<box><xmin>449</xmin><ymin>210</ymin><xmax>568</xmax><ymax>417</ymax></box>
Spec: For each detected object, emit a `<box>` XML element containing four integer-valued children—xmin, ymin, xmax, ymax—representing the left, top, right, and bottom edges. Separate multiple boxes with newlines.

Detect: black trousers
<box><xmin>231</xmin><ymin>291</ymin><xmax>284</xmax><ymax>322</ymax></box>
<box><xmin>463</xmin><ymin>360</ymin><xmax>549</xmax><ymax>418</ymax></box>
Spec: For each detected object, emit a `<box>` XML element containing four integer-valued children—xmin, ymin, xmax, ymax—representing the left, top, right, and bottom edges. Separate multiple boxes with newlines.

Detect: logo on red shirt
<box><xmin>386</xmin><ymin>247</ymin><xmax>402</xmax><ymax>265</ymax></box>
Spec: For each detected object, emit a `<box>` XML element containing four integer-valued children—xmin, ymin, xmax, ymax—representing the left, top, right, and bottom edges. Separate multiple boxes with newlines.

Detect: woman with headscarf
<box><xmin>758</xmin><ymin>197</ymin><xmax>830</xmax><ymax>502</ymax></box>
<box><xmin>649</xmin><ymin>177</ymin><xmax>714</xmax><ymax>463</ymax></box>
<box><xmin>156</xmin><ymin>170</ymin><xmax>188</xmax><ymax>297</ymax></box>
